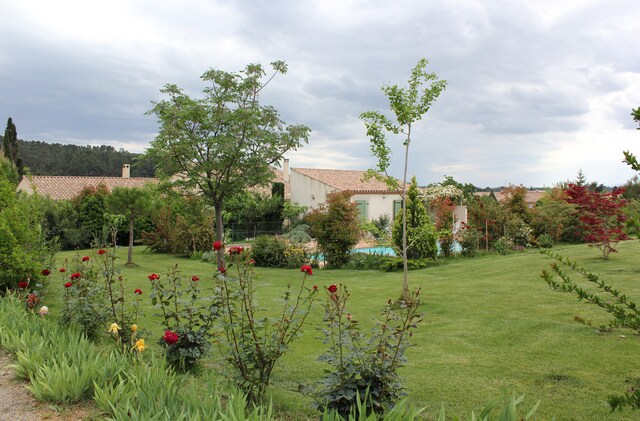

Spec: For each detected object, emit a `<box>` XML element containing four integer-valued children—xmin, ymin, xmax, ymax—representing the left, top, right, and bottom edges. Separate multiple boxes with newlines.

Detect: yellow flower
<box><xmin>133</xmin><ymin>338</ymin><xmax>146</xmax><ymax>353</ymax></box>
<box><xmin>131</xmin><ymin>324</ymin><xmax>138</xmax><ymax>333</ymax></box>
<box><xmin>108</xmin><ymin>323</ymin><xmax>120</xmax><ymax>334</ymax></box>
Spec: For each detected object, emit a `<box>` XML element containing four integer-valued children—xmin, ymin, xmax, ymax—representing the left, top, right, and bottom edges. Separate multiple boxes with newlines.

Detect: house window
<box><xmin>393</xmin><ymin>200</ymin><xmax>403</xmax><ymax>219</ymax></box>
<box><xmin>355</xmin><ymin>200</ymin><xmax>369</xmax><ymax>220</ymax></box>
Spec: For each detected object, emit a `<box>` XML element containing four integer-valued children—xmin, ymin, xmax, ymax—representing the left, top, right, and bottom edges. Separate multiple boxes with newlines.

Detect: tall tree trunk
<box><xmin>128</xmin><ymin>213</ymin><xmax>134</xmax><ymax>265</ymax></box>
<box><xmin>401</xmin><ymin>126</ymin><xmax>411</xmax><ymax>302</ymax></box>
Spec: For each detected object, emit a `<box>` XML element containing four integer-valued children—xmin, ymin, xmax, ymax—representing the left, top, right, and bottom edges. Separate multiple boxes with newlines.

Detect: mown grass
<box><xmin>47</xmin><ymin>241</ymin><xmax>640</xmax><ymax>420</ymax></box>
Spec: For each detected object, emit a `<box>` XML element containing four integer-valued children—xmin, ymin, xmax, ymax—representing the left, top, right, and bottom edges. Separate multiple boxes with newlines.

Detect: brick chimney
<box><xmin>122</xmin><ymin>164</ymin><xmax>130</xmax><ymax>178</ymax></box>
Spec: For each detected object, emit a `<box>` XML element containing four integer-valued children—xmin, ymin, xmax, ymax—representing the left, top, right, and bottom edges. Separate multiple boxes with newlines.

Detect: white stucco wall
<box><xmin>289</xmin><ymin>170</ymin><xmax>338</xmax><ymax>210</ymax></box>
<box><xmin>289</xmin><ymin>170</ymin><xmax>401</xmax><ymax>221</ymax></box>
<box><xmin>352</xmin><ymin>192</ymin><xmax>402</xmax><ymax>221</ymax></box>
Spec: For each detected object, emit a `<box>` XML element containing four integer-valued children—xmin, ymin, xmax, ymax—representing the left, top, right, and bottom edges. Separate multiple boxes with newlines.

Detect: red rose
<box><xmin>218</xmin><ymin>266</ymin><xmax>226</xmax><ymax>274</ymax></box>
<box><xmin>300</xmin><ymin>265</ymin><xmax>313</xmax><ymax>275</ymax></box>
<box><xmin>148</xmin><ymin>273</ymin><xmax>159</xmax><ymax>281</ymax></box>
<box><xmin>70</xmin><ymin>272</ymin><xmax>81</xmax><ymax>280</ymax></box>
<box><xmin>97</xmin><ymin>249</ymin><xmax>106</xmax><ymax>255</ymax></box>
<box><xmin>59</xmin><ymin>267</ymin><xmax>66</xmax><ymax>273</ymax></box>
<box><xmin>64</xmin><ymin>281</ymin><xmax>73</xmax><ymax>288</ymax></box>
<box><xmin>163</xmin><ymin>330</ymin><xmax>179</xmax><ymax>345</ymax></box>
<box><xmin>249</xmin><ymin>259</ymin><xmax>255</xmax><ymax>265</ymax></box>
<box><xmin>82</xmin><ymin>256</ymin><xmax>90</xmax><ymax>262</ymax></box>
<box><xmin>191</xmin><ymin>275</ymin><xmax>199</xmax><ymax>282</ymax></box>
<box><xmin>328</xmin><ymin>284</ymin><xmax>337</xmax><ymax>293</ymax></box>
<box><xmin>213</xmin><ymin>241</ymin><xmax>223</xmax><ymax>251</ymax></box>
<box><xmin>228</xmin><ymin>245</ymin><xmax>244</xmax><ymax>255</ymax></box>
<box><xmin>313</xmin><ymin>285</ymin><xmax>318</xmax><ymax>291</ymax></box>
<box><xmin>17</xmin><ymin>281</ymin><xmax>28</xmax><ymax>289</ymax></box>
<box><xmin>41</xmin><ymin>269</ymin><xmax>50</xmax><ymax>276</ymax></box>
<box><xmin>134</xmin><ymin>288</ymin><xmax>142</xmax><ymax>295</ymax></box>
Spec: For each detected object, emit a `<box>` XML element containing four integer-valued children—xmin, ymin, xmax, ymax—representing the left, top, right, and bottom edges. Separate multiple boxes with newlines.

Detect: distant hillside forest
<box><xmin>2</xmin><ymin>137</ymin><xmax>155</xmax><ymax>177</ymax></box>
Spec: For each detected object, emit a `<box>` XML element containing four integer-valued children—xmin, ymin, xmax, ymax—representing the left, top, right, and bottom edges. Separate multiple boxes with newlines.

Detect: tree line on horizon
<box><xmin>0</xmin><ymin>133</ymin><xmax>155</xmax><ymax>178</ymax></box>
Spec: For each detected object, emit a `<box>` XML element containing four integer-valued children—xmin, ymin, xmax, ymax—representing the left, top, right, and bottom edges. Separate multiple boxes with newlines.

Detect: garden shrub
<box><xmin>492</xmin><ymin>237</ymin><xmax>515</xmax><ymax>255</ymax></box>
<box><xmin>306</xmin><ymin>191</ymin><xmax>360</xmax><ymax>268</ymax></box>
<box><xmin>458</xmin><ymin>223</ymin><xmax>482</xmax><ymax>257</ymax></box>
<box><xmin>438</xmin><ymin>231</ymin><xmax>455</xmax><ymax>257</ymax></box>
<box><xmin>150</xmin><ymin>265</ymin><xmax>218</xmax><ymax>371</ymax></box>
<box><xmin>0</xmin><ymin>174</ymin><xmax>55</xmax><ymax>292</ymax></box>
<box><xmin>345</xmin><ymin>252</ymin><xmax>390</xmax><ymax>270</ymax></box>
<box><xmin>215</xmin><ymin>251</ymin><xmax>318</xmax><ymax>403</ymax></box>
<box><xmin>281</xmin><ymin>223</ymin><xmax>312</xmax><ymax>244</ymax></box>
<box><xmin>316</xmin><ymin>284</ymin><xmax>422</xmax><ymax>417</ymax></box>
<box><xmin>378</xmin><ymin>257</ymin><xmax>434</xmax><ymax>272</ymax></box>
<box><xmin>536</xmin><ymin>233</ymin><xmax>554</xmax><ymax>248</ymax></box>
<box><xmin>505</xmin><ymin>216</ymin><xmax>532</xmax><ymax>247</ymax></box>
<box><xmin>251</xmin><ymin>234</ymin><xmax>288</xmax><ymax>267</ymax></box>
<box><xmin>284</xmin><ymin>245</ymin><xmax>307</xmax><ymax>268</ymax></box>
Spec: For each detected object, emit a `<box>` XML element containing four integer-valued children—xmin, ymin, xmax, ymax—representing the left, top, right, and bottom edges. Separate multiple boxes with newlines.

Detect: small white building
<box><xmin>286</xmin><ymin>161</ymin><xmax>404</xmax><ymax>221</ymax></box>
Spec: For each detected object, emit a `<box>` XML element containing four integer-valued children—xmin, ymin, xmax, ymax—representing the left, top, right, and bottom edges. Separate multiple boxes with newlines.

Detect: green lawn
<box><xmin>48</xmin><ymin>242</ymin><xmax>640</xmax><ymax>420</ymax></box>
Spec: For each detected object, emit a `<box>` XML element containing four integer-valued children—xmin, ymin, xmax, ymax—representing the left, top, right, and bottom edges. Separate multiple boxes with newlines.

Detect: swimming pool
<box><xmin>352</xmin><ymin>242</ymin><xmax>462</xmax><ymax>256</ymax></box>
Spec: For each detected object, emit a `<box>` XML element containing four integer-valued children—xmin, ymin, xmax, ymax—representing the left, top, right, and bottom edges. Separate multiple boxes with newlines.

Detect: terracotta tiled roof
<box><xmin>475</xmin><ymin>190</ymin><xmax>546</xmax><ymax>205</ymax></box>
<box><xmin>18</xmin><ymin>176</ymin><xmax>159</xmax><ymax>200</ymax></box>
<box><xmin>291</xmin><ymin>168</ymin><xmax>401</xmax><ymax>193</ymax></box>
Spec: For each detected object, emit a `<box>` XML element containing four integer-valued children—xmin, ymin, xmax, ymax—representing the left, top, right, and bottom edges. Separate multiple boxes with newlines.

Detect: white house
<box><xmin>285</xmin><ymin>160</ymin><xmax>404</xmax><ymax>221</ymax></box>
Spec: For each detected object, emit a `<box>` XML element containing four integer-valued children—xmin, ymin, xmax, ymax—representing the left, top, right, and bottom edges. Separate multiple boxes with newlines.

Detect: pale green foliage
<box><xmin>0</xmin><ymin>296</ymin><xmax>123</xmax><ymax>403</ymax></box>
<box><xmin>0</xmin><ymin>155</ymin><xmax>19</xmax><ymax>185</ymax></box>
<box><xmin>360</xmin><ymin>58</ymin><xmax>446</xmax><ymax>298</ymax></box>
<box><xmin>0</xmin><ymin>166</ymin><xmax>55</xmax><ymax>291</ymax></box>
<box><xmin>94</xmin><ymin>355</ymin><xmax>274</xmax><ymax>420</ymax></box>
<box><xmin>622</xmin><ymin>107</ymin><xmax>640</xmax><ymax>171</ymax></box>
<box><xmin>360</xmin><ymin>58</ymin><xmax>447</xmax><ymax>185</ymax></box>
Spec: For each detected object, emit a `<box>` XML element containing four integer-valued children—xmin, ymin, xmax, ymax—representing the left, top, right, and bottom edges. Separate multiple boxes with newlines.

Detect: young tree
<box><xmin>501</xmin><ymin>184</ymin><xmax>531</xmax><ymax>223</ymax></box>
<box><xmin>564</xmin><ymin>184</ymin><xmax>628</xmax><ymax>260</ymax></box>
<box><xmin>106</xmin><ymin>186</ymin><xmax>154</xmax><ymax>266</ymax></box>
<box><xmin>529</xmin><ymin>188</ymin><xmax>580</xmax><ymax>242</ymax></box>
<box><xmin>306</xmin><ymin>191</ymin><xmax>360</xmax><ymax>268</ymax></box>
<box><xmin>146</xmin><ymin>61</ymin><xmax>310</xmax><ymax>266</ymax></box>
<box><xmin>360</xmin><ymin>58</ymin><xmax>447</xmax><ymax>299</ymax></box>
<box><xmin>73</xmin><ymin>184</ymin><xmax>110</xmax><ymax>248</ymax></box>
<box><xmin>392</xmin><ymin>176</ymin><xmax>437</xmax><ymax>259</ymax></box>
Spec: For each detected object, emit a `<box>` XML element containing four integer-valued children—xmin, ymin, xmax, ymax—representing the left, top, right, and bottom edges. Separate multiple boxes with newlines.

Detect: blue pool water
<box><xmin>313</xmin><ymin>243</ymin><xmax>463</xmax><ymax>261</ymax></box>
<box><xmin>352</xmin><ymin>246</ymin><xmax>397</xmax><ymax>256</ymax></box>
<box><xmin>352</xmin><ymin>242</ymin><xmax>462</xmax><ymax>256</ymax></box>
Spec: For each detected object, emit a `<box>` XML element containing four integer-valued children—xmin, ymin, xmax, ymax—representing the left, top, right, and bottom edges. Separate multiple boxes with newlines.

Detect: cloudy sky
<box><xmin>1</xmin><ymin>0</ymin><xmax>639</xmax><ymax>187</ymax></box>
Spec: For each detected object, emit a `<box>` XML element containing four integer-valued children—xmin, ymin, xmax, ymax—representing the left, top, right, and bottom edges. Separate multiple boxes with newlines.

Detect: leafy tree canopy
<box><xmin>146</xmin><ymin>61</ymin><xmax>310</xmax><ymax>265</ymax></box>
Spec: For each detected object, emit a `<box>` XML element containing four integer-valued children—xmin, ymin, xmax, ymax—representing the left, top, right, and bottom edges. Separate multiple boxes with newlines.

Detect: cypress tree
<box><xmin>392</xmin><ymin>176</ymin><xmax>438</xmax><ymax>259</ymax></box>
<box><xmin>3</xmin><ymin>118</ymin><xmax>23</xmax><ymax>175</ymax></box>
